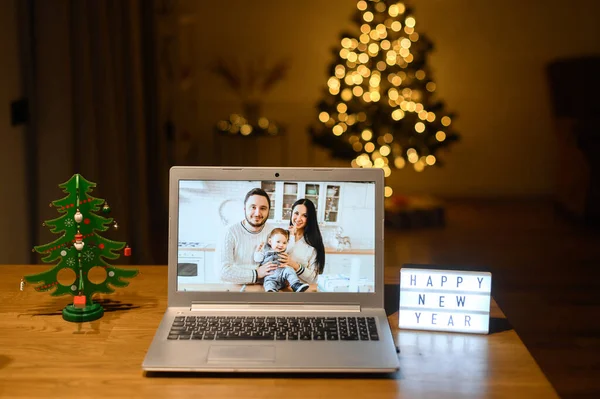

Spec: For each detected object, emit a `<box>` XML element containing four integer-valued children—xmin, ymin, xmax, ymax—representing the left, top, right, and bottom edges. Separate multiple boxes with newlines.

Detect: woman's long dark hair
<box><xmin>289</xmin><ymin>198</ymin><xmax>325</xmax><ymax>274</ymax></box>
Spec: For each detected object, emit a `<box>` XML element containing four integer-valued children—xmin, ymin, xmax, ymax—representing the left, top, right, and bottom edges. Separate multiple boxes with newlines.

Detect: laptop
<box><xmin>142</xmin><ymin>166</ymin><xmax>399</xmax><ymax>372</ymax></box>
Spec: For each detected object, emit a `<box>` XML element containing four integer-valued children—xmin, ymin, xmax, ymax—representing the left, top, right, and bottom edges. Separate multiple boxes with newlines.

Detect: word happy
<box><xmin>399</xmin><ymin>267</ymin><xmax>492</xmax><ymax>334</ymax></box>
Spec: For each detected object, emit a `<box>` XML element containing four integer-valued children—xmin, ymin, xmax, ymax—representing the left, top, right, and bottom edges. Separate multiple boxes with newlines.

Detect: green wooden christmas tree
<box><xmin>25</xmin><ymin>174</ymin><xmax>138</xmax><ymax>322</ymax></box>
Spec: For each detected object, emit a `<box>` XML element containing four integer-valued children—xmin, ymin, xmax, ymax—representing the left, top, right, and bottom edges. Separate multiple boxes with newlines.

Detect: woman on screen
<box><xmin>278</xmin><ymin>198</ymin><xmax>325</xmax><ymax>284</ymax></box>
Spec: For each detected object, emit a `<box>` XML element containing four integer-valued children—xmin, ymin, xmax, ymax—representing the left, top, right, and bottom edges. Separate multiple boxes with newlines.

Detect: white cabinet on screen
<box><xmin>261</xmin><ymin>181</ymin><xmax>342</xmax><ymax>224</ymax></box>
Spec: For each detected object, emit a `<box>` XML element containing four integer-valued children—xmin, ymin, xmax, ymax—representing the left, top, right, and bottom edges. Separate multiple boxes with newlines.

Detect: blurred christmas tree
<box><xmin>310</xmin><ymin>0</ymin><xmax>459</xmax><ymax>186</ymax></box>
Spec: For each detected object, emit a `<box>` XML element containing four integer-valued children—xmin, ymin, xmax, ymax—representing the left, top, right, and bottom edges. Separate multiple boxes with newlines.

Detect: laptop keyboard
<box><xmin>167</xmin><ymin>316</ymin><xmax>379</xmax><ymax>341</ymax></box>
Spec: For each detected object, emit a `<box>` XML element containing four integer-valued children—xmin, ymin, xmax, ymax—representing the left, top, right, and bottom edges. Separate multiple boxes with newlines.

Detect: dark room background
<box><xmin>1</xmin><ymin>0</ymin><xmax>599</xmax><ymax>265</ymax></box>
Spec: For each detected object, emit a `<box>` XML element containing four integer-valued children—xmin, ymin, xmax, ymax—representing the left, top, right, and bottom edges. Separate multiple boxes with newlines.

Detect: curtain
<box><xmin>29</xmin><ymin>0</ymin><xmax>168</xmax><ymax>264</ymax></box>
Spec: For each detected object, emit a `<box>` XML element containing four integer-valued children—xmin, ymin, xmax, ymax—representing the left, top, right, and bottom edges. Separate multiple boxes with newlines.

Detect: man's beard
<box><xmin>245</xmin><ymin>214</ymin><xmax>266</xmax><ymax>228</ymax></box>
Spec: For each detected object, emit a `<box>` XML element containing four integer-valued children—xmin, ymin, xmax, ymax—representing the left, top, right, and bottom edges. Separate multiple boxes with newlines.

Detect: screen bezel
<box><xmin>168</xmin><ymin>166</ymin><xmax>385</xmax><ymax>309</ymax></box>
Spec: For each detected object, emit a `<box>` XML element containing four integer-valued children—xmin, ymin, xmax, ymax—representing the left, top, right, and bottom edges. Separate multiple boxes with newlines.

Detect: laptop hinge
<box><xmin>190</xmin><ymin>302</ymin><xmax>361</xmax><ymax>313</ymax></box>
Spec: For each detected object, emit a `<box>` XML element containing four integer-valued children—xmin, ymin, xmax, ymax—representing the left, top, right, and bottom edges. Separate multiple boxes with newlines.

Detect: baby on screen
<box><xmin>254</xmin><ymin>228</ymin><xmax>309</xmax><ymax>292</ymax></box>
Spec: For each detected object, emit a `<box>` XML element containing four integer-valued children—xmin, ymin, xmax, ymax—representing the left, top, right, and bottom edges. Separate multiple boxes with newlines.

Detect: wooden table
<box><xmin>0</xmin><ymin>265</ymin><xmax>558</xmax><ymax>398</ymax></box>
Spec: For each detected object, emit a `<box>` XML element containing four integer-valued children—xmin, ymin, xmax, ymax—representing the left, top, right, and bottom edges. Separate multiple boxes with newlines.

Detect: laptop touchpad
<box><xmin>207</xmin><ymin>345</ymin><xmax>276</xmax><ymax>363</ymax></box>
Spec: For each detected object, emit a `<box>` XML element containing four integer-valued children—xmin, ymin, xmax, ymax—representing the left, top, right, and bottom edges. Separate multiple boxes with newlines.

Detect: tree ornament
<box><xmin>124</xmin><ymin>246</ymin><xmax>131</xmax><ymax>257</ymax></box>
<box><xmin>102</xmin><ymin>202</ymin><xmax>111</xmax><ymax>214</ymax></box>
<box><xmin>24</xmin><ymin>174</ymin><xmax>138</xmax><ymax>323</ymax></box>
<box><xmin>113</xmin><ymin>221</ymin><xmax>119</xmax><ymax>230</ymax></box>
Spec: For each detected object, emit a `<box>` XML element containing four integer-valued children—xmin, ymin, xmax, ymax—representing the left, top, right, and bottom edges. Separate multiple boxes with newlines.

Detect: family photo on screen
<box><xmin>177</xmin><ymin>180</ymin><xmax>376</xmax><ymax>293</ymax></box>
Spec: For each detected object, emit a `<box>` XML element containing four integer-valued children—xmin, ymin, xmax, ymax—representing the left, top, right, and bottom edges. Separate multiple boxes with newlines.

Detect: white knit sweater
<box><xmin>216</xmin><ymin>221</ymin><xmax>272</xmax><ymax>284</ymax></box>
<box><xmin>287</xmin><ymin>235</ymin><xmax>320</xmax><ymax>284</ymax></box>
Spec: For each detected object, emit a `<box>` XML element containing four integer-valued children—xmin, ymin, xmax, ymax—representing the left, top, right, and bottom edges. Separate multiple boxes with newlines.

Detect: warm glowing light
<box><xmin>407</xmin><ymin>102</ymin><xmax>417</xmax><ymax>112</ymax></box>
<box><xmin>405</xmin><ymin>16</ymin><xmax>416</xmax><ymax>28</ymax></box>
<box><xmin>391</xmin><ymin>109</ymin><xmax>405</xmax><ymax>120</ymax></box>
<box><xmin>409</xmin><ymin>32</ymin><xmax>419</xmax><ymax>42</ymax></box>
<box><xmin>415</xmin><ymin>70</ymin><xmax>426</xmax><ymax>80</ymax></box>
<box><xmin>359</xmin><ymin>34</ymin><xmax>370</xmax><ymax>44</ymax></box>
<box><xmin>426</xmin><ymin>155</ymin><xmax>436</xmax><ymax>166</ymax></box>
<box><xmin>240</xmin><ymin>124</ymin><xmax>253</xmax><ymax>135</ymax></box>
<box><xmin>335</xmin><ymin>64</ymin><xmax>346</xmax><ymax>77</ymax></box>
<box><xmin>415</xmin><ymin>122</ymin><xmax>425</xmax><ymax>133</ymax></box>
<box><xmin>351</xmin><ymin>159</ymin><xmax>358</xmax><ymax>168</ymax></box>
<box><xmin>258</xmin><ymin>117</ymin><xmax>269</xmax><ymax>129</ymax></box>
<box><xmin>369</xmin><ymin>75</ymin><xmax>381</xmax><ymax>87</ymax></box>
<box><xmin>362</xmin><ymin>92</ymin><xmax>372</xmax><ymax>102</ymax></box>
<box><xmin>358</xmin><ymin>53</ymin><xmax>369</xmax><ymax>64</ymax></box>
<box><xmin>353</xmin><ymin>142</ymin><xmax>363</xmax><ymax>152</ymax></box>
<box><xmin>338</xmin><ymin>113</ymin><xmax>347</xmax><ymax>122</ymax></box>
<box><xmin>441</xmin><ymin>116</ymin><xmax>452</xmax><ymax>126</ymax></box>
<box><xmin>361</xmin><ymin>129</ymin><xmax>373</xmax><ymax>141</ymax></box>
<box><xmin>376</xmin><ymin>61</ymin><xmax>387</xmax><ymax>71</ymax></box>
<box><xmin>380</xmin><ymin>145</ymin><xmax>391</xmax><ymax>156</ymax></box>
<box><xmin>329</xmin><ymin>87</ymin><xmax>339</xmax><ymax>95</ymax></box>
<box><xmin>391</xmin><ymin>21</ymin><xmax>402</xmax><ymax>32</ymax></box>
<box><xmin>353</xmin><ymin>86</ymin><xmax>364</xmax><ymax>96</ymax></box>
<box><xmin>399</xmin><ymin>48</ymin><xmax>410</xmax><ymax>57</ymax></box>
<box><xmin>408</xmin><ymin>153</ymin><xmax>419</xmax><ymax>164</ymax></box>
<box><xmin>388</xmin><ymin>4</ymin><xmax>399</xmax><ymax>17</ymax></box>
<box><xmin>418</xmin><ymin>110</ymin><xmax>428</xmax><ymax>120</ymax></box>
<box><xmin>332</xmin><ymin>125</ymin><xmax>344</xmax><ymax>136</ymax></box>
<box><xmin>347</xmin><ymin>52</ymin><xmax>358</xmax><ymax>63</ymax></box>
<box><xmin>357</xmin><ymin>112</ymin><xmax>367</xmax><ymax>122</ymax></box>
<box><xmin>405</xmin><ymin>53</ymin><xmax>414</xmax><ymax>63</ymax></box>
<box><xmin>360</xmin><ymin>24</ymin><xmax>371</xmax><ymax>34</ymax></box>
<box><xmin>340</xmin><ymin>48</ymin><xmax>349</xmax><ymax>59</ymax></box>
<box><xmin>414</xmin><ymin>161</ymin><xmax>425</xmax><ymax>172</ymax></box>
<box><xmin>368</xmin><ymin>43</ymin><xmax>379</xmax><ymax>54</ymax></box>
<box><xmin>347</xmin><ymin>114</ymin><xmax>356</xmax><ymax>125</ymax></box>
<box><xmin>369</xmin><ymin>30</ymin><xmax>379</xmax><ymax>40</ymax></box>
<box><xmin>327</xmin><ymin>77</ymin><xmax>340</xmax><ymax>89</ymax></box>
<box><xmin>415</xmin><ymin>103</ymin><xmax>424</xmax><ymax>112</ymax></box>
<box><xmin>371</xmin><ymin>91</ymin><xmax>381</xmax><ymax>102</ymax></box>
<box><xmin>401</xmin><ymin>38</ymin><xmax>412</xmax><ymax>49</ymax></box>
<box><xmin>394</xmin><ymin>157</ymin><xmax>406</xmax><ymax>169</ymax></box>
<box><xmin>340</xmin><ymin>89</ymin><xmax>352</xmax><ymax>102</ymax></box>
<box><xmin>384</xmin><ymin>186</ymin><xmax>393</xmax><ymax>197</ymax></box>
<box><xmin>341</xmin><ymin>38</ymin><xmax>352</xmax><ymax>49</ymax></box>
<box><xmin>388</xmin><ymin>89</ymin><xmax>399</xmax><ymax>100</ymax></box>
<box><xmin>337</xmin><ymin>103</ymin><xmax>348</xmax><ymax>113</ymax></box>
<box><xmin>436</xmin><ymin>131</ymin><xmax>447</xmax><ymax>142</ymax></box>
<box><xmin>383</xmin><ymin>166</ymin><xmax>391</xmax><ymax>177</ymax></box>
<box><xmin>383</xmin><ymin>133</ymin><xmax>393</xmax><ymax>143</ymax></box>
<box><xmin>357</xmin><ymin>0</ymin><xmax>367</xmax><ymax>11</ymax></box>
<box><xmin>381</xmin><ymin>40</ymin><xmax>391</xmax><ymax>50</ymax></box>
<box><xmin>392</xmin><ymin>76</ymin><xmax>402</xmax><ymax>86</ymax></box>
<box><xmin>365</xmin><ymin>142</ymin><xmax>375</xmax><ymax>152</ymax></box>
<box><xmin>363</xmin><ymin>11</ymin><xmax>374</xmax><ymax>22</ymax></box>
<box><xmin>426</xmin><ymin>82</ymin><xmax>436</xmax><ymax>92</ymax></box>
<box><xmin>352</xmin><ymin>74</ymin><xmax>363</xmax><ymax>84</ymax></box>
<box><xmin>374</xmin><ymin>158</ymin><xmax>384</xmax><ymax>168</ymax></box>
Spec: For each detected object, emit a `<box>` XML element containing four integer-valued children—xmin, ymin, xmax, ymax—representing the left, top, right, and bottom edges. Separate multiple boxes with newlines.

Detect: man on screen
<box><xmin>217</xmin><ymin>188</ymin><xmax>279</xmax><ymax>284</ymax></box>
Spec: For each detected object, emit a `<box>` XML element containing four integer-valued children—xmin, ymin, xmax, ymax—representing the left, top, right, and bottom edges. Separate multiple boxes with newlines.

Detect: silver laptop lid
<box><xmin>168</xmin><ymin>167</ymin><xmax>384</xmax><ymax>309</ymax></box>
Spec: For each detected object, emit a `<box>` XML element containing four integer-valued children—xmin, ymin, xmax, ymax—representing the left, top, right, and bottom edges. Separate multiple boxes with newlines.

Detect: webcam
<box><xmin>275</xmin><ymin>173</ymin><xmax>280</xmax><ymax>177</ymax></box>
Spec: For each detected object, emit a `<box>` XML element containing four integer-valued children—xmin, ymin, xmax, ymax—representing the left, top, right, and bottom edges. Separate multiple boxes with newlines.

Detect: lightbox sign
<box><xmin>399</xmin><ymin>266</ymin><xmax>492</xmax><ymax>334</ymax></box>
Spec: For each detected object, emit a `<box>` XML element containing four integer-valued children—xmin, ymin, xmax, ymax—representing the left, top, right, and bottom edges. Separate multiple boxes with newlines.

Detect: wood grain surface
<box><xmin>0</xmin><ymin>265</ymin><xmax>558</xmax><ymax>398</ymax></box>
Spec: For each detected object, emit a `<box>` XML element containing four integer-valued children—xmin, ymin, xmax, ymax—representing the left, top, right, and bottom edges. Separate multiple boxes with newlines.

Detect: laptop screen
<box><xmin>177</xmin><ymin>179</ymin><xmax>376</xmax><ymax>293</ymax></box>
